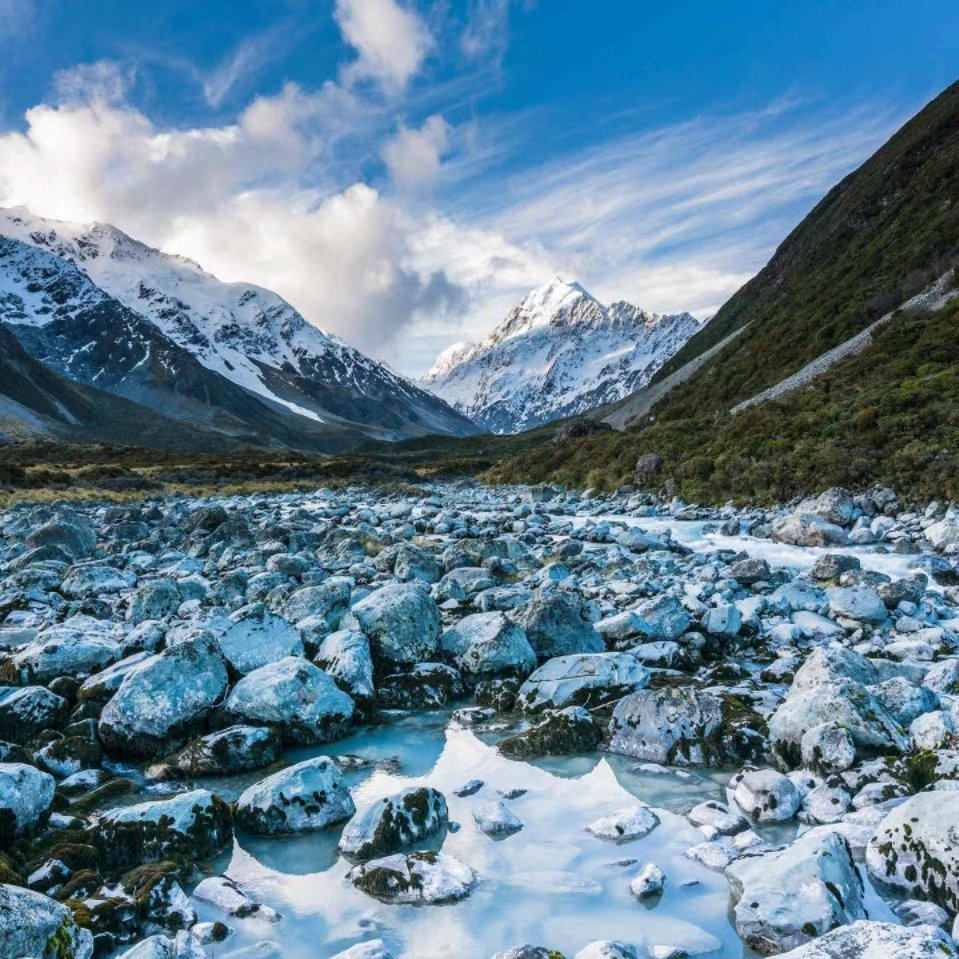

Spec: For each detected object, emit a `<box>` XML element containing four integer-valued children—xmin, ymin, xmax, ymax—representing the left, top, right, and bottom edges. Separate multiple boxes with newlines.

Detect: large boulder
<box><xmin>775</xmin><ymin>921</ymin><xmax>957</xmax><ymax>959</ymax></box>
<box><xmin>440</xmin><ymin>613</ymin><xmax>536</xmax><ymax>679</ymax></box>
<box><xmin>771</xmin><ymin>513</ymin><xmax>848</xmax><ymax>548</ymax></box>
<box><xmin>0</xmin><ymin>685</ymin><xmax>68</xmax><ymax>743</ymax></box>
<box><xmin>351</xmin><ymin>584</ymin><xmax>441</xmax><ymax>668</ymax></box>
<box><xmin>26</xmin><ymin>514</ymin><xmax>97</xmax><ymax>560</ymax></box>
<box><xmin>799</xmin><ymin>488</ymin><xmax>856</xmax><ymax>527</ymax></box>
<box><xmin>0</xmin><ymin>884</ymin><xmax>94</xmax><ymax>959</ymax></box>
<box><xmin>516</xmin><ymin>653</ymin><xmax>649</xmax><ymax>713</ymax></box>
<box><xmin>93</xmin><ymin>789</ymin><xmax>232</xmax><ymax>869</ymax></box>
<box><xmin>726</xmin><ymin>831</ymin><xmax>865</xmax><ymax>955</ymax></box>
<box><xmin>348</xmin><ymin>851</ymin><xmax>478</xmax><ymax>904</ymax></box>
<box><xmin>157</xmin><ymin>725</ymin><xmax>281</xmax><ymax>778</ymax></box>
<box><xmin>608</xmin><ymin>687</ymin><xmax>765</xmax><ymax>766</ymax></box>
<box><xmin>826</xmin><ymin>586</ymin><xmax>888</xmax><ymax>625</ymax></box>
<box><xmin>732</xmin><ymin>768</ymin><xmax>800</xmax><ymax>823</ymax></box>
<box><xmin>217</xmin><ymin>605</ymin><xmax>304</xmax><ymax>674</ymax></box>
<box><xmin>634</xmin><ymin>453</ymin><xmax>663</xmax><ymax>487</ymax></box>
<box><xmin>60</xmin><ymin>563</ymin><xmax>134</xmax><ymax>598</ymax></box>
<box><xmin>338</xmin><ymin>787</ymin><xmax>448</xmax><ymax>859</ymax></box>
<box><xmin>9</xmin><ymin>617</ymin><xmax>120</xmax><ymax>683</ymax></box>
<box><xmin>377</xmin><ymin>663</ymin><xmax>464</xmax><ymax>709</ymax></box>
<box><xmin>98</xmin><ymin>635</ymin><xmax>229</xmax><ymax>758</ymax></box>
<box><xmin>223</xmin><ymin>657</ymin><xmax>355</xmax><ymax>744</ymax></box>
<box><xmin>511</xmin><ymin>590</ymin><xmax>603</xmax><ymax>659</ymax></box>
<box><xmin>315</xmin><ymin>629</ymin><xmax>376</xmax><ymax>706</ymax></box>
<box><xmin>0</xmin><ymin>762</ymin><xmax>55</xmax><ymax>845</ymax></box>
<box><xmin>499</xmin><ymin>706</ymin><xmax>601</xmax><ymax>759</ymax></box>
<box><xmin>235</xmin><ymin>756</ymin><xmax>355</xmax><ymax>835</ymax></box>
<box><xmin>865</xmin><ymin>792</ymin><xmax>959</xmax><ymax>911</ymax></box>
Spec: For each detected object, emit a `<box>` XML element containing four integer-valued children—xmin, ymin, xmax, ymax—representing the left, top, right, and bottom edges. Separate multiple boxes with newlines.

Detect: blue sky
<box><xmin>0</xmin><ymin>0</ymin><xmax>956</xmax><ymax>374</ymax></box>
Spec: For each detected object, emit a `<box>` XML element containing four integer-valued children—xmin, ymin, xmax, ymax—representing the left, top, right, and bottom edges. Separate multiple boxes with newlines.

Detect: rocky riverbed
<box><xmin>3</xmin><ymin>482</ymin><xmax>959</xmax><ymax>959</ymax></box>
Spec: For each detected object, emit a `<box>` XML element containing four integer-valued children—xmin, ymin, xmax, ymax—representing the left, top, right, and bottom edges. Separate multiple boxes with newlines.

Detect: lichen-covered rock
<box><xmin>586</xmin><ymin>804</ymin><xmax>659</xmax><ymax>842</ymax></box>
<box><xmin>61</xmin><ymin>563</ymin><xmax>134</xmax><ymax>598</ymax></box>
<box><xmin>98</xmin><ymin>636</ymin><xmax>229</xmax><ymax>758</ymax></box>
<box><xmin>517</xmin><ymin>653</ymin><xmax>649</xmax><ymax>713</ymax></box>
<box><xmin>339</xmin><ymin>786</ymin><xmax>447</xmax><ymax>859</ymax></box>
<box><xmin>799</xmin><ymin>722</ymin><xmax>857</xmax><ymax>773</ymax></box>
<box><xmin>628</xmin><ymin>862</ymin><xmax>665</xmax><ymax>899</ymax></box>
<box><xmin>0</xmin><ymin>883</ymin><xmax>94</xmax><ymax>959</ymax></box>
<box><xmin>775</xmin><ymin>921</ymin><xmax>957</xmax><ymax>959</ymax></box>
<box><xmin>92</xmin><ymin>788</ymin><xmax>232</xmax><ymax>869</ymax></box>
<box><xmin>826</xmin><ymin>586</ymin><xmax>888</xmax><ymax>625</ymax></box>
<box><xmin>315</xmin><ymin>629</ymin><xmax>375</xmax><ymax>706</ymax></box>
<box><xmin>865</xmin><ymin>791</ymin><xmax>959</xmax><ymax>910</ymax></box>
<box><xmin>34</xmin><ymin>735</ymin><xmax>103</xmax><ymax>778</ymax></box>
<box><xmin>0</xmin><ymin>685</ymin><xmax>68</xmax><ymax>743</ymax></box>
<box><xmin>192</xmin><ymin>875</ymin><xmax>279</xmax><ymax>920</ymax></box>
<box><xmin>377</xmin><ymin>663</ymin><xmax>464</xmax><ymax>709</ymax></box>
<box><xmin>511</xmin><ymin>590</ymin><xmax>603</xmax><ymax>659</ymax></box>
<box><xmin>351</xmin><ymin>583</ymin><xmax>442</xmax><ymax>668</ymax></box>
<box><xmin>771</xmin><ymin>513</ymin><xmax>848</xmax><ymax>548</ymax></box>
<box><xmin>223</xmin><ymin>656</ymin><xmax>355</xmax><ymax>744</ymax></box>
<box><xmin>217</xmin><ymin>605</ymin><xmax>304</xmax><ymax>674</ymax></box>
<box><xmin>608</xmin><ymin>687</ymin><xmax>766</xmax><ymax>767</ymax></box>
<box><xmin>0</xmin><ymin>762</ymin><xmax>55</xmax><ymax>845</ymax></box>
<box><xmin>9</xmin><ymin>617</ymin><xmax>120</xmax><ymax>683</ymax></box>
<box><xmin>499</xmin><ymin>706</ymin><xmax>601</xmax><ymax>759</ymax></box>
<box><xmin>235</xmin><ymin>757</ymin><xmax>355</xmax><ymax>835</ymax></box>
<box><xmin>726</xmin><ymin>831</ymin><xmax>865</xmax><ymax>955</ymax></box>
<box><xmin>348</xmin><ymin>851</ymin><xmax>478</xmax><ymax>903</ymax></box>
<box><xmin>440</xmin><ymin>612</ymin><xmax>536</xmax><ymax>679</ymax></box>
<box><xmin>127</xmin><ymin>578</ymin><xmax>181</xmax><ymax>624</ymax></box>
<box><xmin>26</xmin><ymin>514</ymin><xmax>97</xmax><ymax>560</ymax></box>
<box><xmin>156</xmin><ymin>725</ymin><xmax>281</xmax><ymax>778</ymax></box>
<box><xmin>731</xmin><ymin>768</ymin><xmax>800</xmax><ymax>823</ymax></box>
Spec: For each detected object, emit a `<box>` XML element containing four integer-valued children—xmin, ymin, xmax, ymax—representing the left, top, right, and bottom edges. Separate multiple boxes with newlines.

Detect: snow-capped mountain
<box><xmin>0</xmin><ymin>207</ymin><xmax>479</xmax><ymax>449</ymax></box>
<box><xmin>422</xmin><ymin>278</ymin><xmax>703</xmax><ymax>433</ymax></box>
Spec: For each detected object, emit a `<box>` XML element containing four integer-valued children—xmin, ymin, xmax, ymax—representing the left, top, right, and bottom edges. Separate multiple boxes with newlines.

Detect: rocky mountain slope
<box><xmin>422</xmin><ymin>278</ymin><xmax>700</xmax><ymax>433</ymax></box>
<box><xmin>489</xmin><ymin>78</ymin><xmax>959</xmax><ymax>502</ymax></box>
<box><xmin>0</xmin><ymin>208</ymin><xmax>479</xmax><ymax>451</ymax></box>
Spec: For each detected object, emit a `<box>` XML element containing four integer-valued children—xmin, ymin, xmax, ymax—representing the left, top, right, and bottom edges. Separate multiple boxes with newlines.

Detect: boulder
<box><xmin>315</xmin><ymin>629</ymin><xmax>376</xmax><ymax>706</ymax></box>
<box><xmin>338</xmin><ymin>787</ymin><xmax>447</xmax><ymax>859</ymax></box>
<box><xmin>98</xmin><ymin>636</ymin><xmax>229</xmax><ymax>758</ymax></box>
<box><xmin>775</xmin><ymin>921</ymin><xmax>957</xmax><ymax>959</ymax></box>
<box><xmin>865</xmin><ymin>792</ymin><xmax>959</xmax><ymax>910</ymax></box>
<box><xmin>473</xmin><ymin>800</ymin><xmax>523</xmax><ymax>837</ymax></box>
<box><xmin>329</xmin><ymin>941</ymin><xmax>395</xmax><ymax>959</ymax></box>
<box><xmin>586</xmin><ymin>804</ymin><xmax>659</xmax><ymax>842</ymax></box>
<box><xmin>26</xmin><ymin>515</ymin><xmax>96</xmax><ymax>560</ymax></box>
<box><xmin>732</xmin><ymin>768</ymin><xmax>800</xmax><ymax>822</ymax></box>
<box><xmin>158</xmin><ymin>725</ymin><xmax>281</xmax><ymax>778</ymax></box>
<box><xmin>192</xmin><ymin>875</ymin><xmax>278</xmax><ymax>921</ymax></box>
<box><xmin>799</xmin><ymin>488</ymin><xmax>856</xmax><ymax>527</ymax></box>
<box><xmin>771</xmin><ymin>513</ymin><xmax>848</xmax><ymax>548</ymax></box>
<box><xmin>628</xmin><ymin>595</ymin><xmax>690</xmax><ymax>643</ymax></box>
<box><xmin>499</xmin><ymin>706</ymin><xmax>601</xmax><ymax>759</ymax></box>
<box><xmin>127</xmin><ymin>578</ymin><xmax>181</xmax><ymax>624</ymax></box>
<box><xmin>351</xmin><ymin>584</ymin><xmax>441</xmax><ymax>668</ymax></box>
<box><xmin>826</xmin><ymin>586</ymin><xmax>887</xmax><ymax>625</ymax></box>
<box><xmin>608</xmin><ymin>687</ymin><xmax>766</xmax><ymax>766</ymax></box>
<box><xmin>511</xmin><ymin>590</ymin><xmax>603</xmax><ymax>659</ymax></box>
<box><xmin>348</xmin><ymin>851</ymin><xmax>478</xmax><ymax>904</ymax></box>
<box><xmin>729</xmin><ymin>558</ymin><xmax>771</xmax><ymax>586</ymax></box>
<box><xmin>223</xmin><ymin>657</ymin><xmax>355</xmax><ymax>744</ymax></box>
<box><xmin>516</xmin><ymin>653</ymin><xmax>649</xmax><ymax>713</ymax></box>
<box><xmin>628</xmin><ymin>862</ymin><xmax>665</xmax><ymax>899</ymax></box>
<box><xmin>634</xmin><ymin>454</ymin><xmax>663</xmax><ymax>487</ymax></box>
<box><xmin>217</xmin><ymin>606</ymin><xmax>304</xmax><ymax>674</ymax></box>
<box><xmin>0</xmin><ymin>762</ymin><xmax>55</xmax><ymax>845</ymax></box>
<box><xmin>9</xmin><ymin>617</ymin><xmax>119</xmax><ymax>683</ymax></box>
<box><xmin>726</xmin><ymin>831</ymin><xmax>865</xmax><ymax>955</ymax></box>
<box><xmin>377</xmin><ymin>663</ymin><xmax>464</xmax><ymax>709</ymax></box>
<box><xmin>440</xmin><ymin>612</ymin><xmax>536</xmax><ymax>679</ymax></box>
<box><xmin>61</xmin><ymin>563</ymin><xmax>133</xmax><ymax>598</ymax></box>
<box><xmin>235</xmin><ymin>756</ymin><xmax>355</xmax><ymax>835</ymax></box>
<box><xmin>0</xmin><ymin>883</ymin><xmax>94</xmax><ymax>959</ymax></box>
<box><xmin>810</xmin><ymin>554</ymin><xmax>861</xmax><ymax>582</ymax></box>
<box><xmin>0</xmin><ymin>685</ymin><xmax>68</xmax><ymax>743</ymax></box>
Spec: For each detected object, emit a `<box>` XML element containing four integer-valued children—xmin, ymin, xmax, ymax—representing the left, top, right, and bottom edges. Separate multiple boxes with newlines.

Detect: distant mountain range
<box><xmin>422</xmin><ymin>278</ymin><xmax>701</xmax><ymax>433</ymax></box>
<box><xmin>0</xmin><ymin>208</ymin><xmax>479</xmax><ymax>451</ymax></box>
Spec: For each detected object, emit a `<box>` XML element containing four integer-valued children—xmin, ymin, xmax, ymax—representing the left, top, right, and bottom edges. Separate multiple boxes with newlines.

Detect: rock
<box><xmin>774</xmin><ymin>921</ymin><xmax>957</xmax><ymax>959</ymax></box>
<box><xmin>608</xmin><ymin>687</ymin><xmax>765</xmax><ymax>767</ymax></box>
<box><xmin>791</xmin><ymin>647</ymin><xmax>878</xmax><ymax>692</ymax></box>
<box><xmin>799</xmin><ymin>488</ymin><xmax>856</xmax><ymax>527</ymax></box>
<box><xmin>493</xmin><ymin>948</ymin><xmax>563</xmax><ymax>959</ymax></box>
<box><xmin>329</xmin><ymin>941</ymin><xmax>395</xmax><ymax>959</ymax></box>
<box><xmin>586</xmin><ymin>804</ymin><xmax>659</xmax><ymax>842</ymax></box>
<box><xmin>0</xmin><ymin>883</ymin><xmax>94</xmax><ymax>959</ymax></box>
<box><xmin>516</xmin><ymin>653</ymin><xmax>649</xmax><ymax>713</ymax></box>
<box><xmin>348</xmin><ymin>851</ymin><xmax>478</xmax><ymax>904</ymax></box>
<box><xmin>925</xmin><ymin>518</ymin><xmax>959</xmax><ymax>552</ymax></box>
<box><xmin>26</xmin><ymin>515</ymin><xmax>96</xmax><ymax>560</ymax></box>
<box><xmin>865</xmin><ymin>791</ymin><xmax>959</xmax><ymax>910</ymax></box>
<box><xmin>128</xmin><ymin>578</ymin><xmax>181</xmax><ymax>624</ymax></box>
<box><xmin>34</xmin><ymin>735</ymin><xmax>102</xmax><ymax>777</ymax></box>
<box><xmin>810</xmin><ymin>554</ymin><xmax>861</xmax><ymax>581</ymax></box>
<box><xmin>235</xmin><ymin>756</ymin><xmax>354</xmax><ymax>835</ymax></box>
<box><xmin>687</xmin><ymin>800</ymin><xmax>748</xmax><ymax>836</ymax></box>
<box><xmin>499</xmin><ymin>706</ymin><xmax>601</xmax><ymax>759</ymax></box>
<box><xmin>732</xmin><ymin>768</ymin><xmax>800</xmax><ymax>823</ymax></box>
<box><xmin>377</xmin><ymin>662</ymin><xmax>465</xmax><ymax>709</ymax></box>
<box><xmin>826</xmin><ymin>586</ymin><xmax>888</xmax><ymax>624</ymax></box>
<box><xmin>629</xmin><ymin>595</ymin><xmax>691</xmax><ymax>643</ymax></box>
<box><xmin>0</xmin><ymin>685</ymin><xmax>68</xmax><ymax>743</ymax></box>
<box><xmin>702</xmin><ymin>604</ymin><xmax>742</xmax><ymax>637</ymax></box>
<box><xmin>158</xmin><ymin>725</ymin><xmax>281</xmax><ymax>778</ymax></box>
<box><xmin>338</xmin><ymin>787</ymin><xmax>448</xmax><ymax>859</ymax></box>
<box><xmin>575</xmin><ymin>943</ymin><xmax>642</xmax><ymax>959</ymax></box>
<box><xmin>628</xmin><ymin>862</ymin><xmax>665</xmax><ymax>899</ymax></box>
<box><xmin>192</xmin><ymin>875</ymin><xmax>278</xmax><ymax>920</ymax></box>
<box><xmin>315</xmin><ymin>629</ymin><xmax>375</xmax><ymax>706</ymax></box>
<box><xmin>223</xmin><ymin>657</ymin><xmax>355</xmax><ymax>744</ymax></box>
<box><xmin>10</xmin><ymin>617</ymin><xmax>120</xmax><ymax>683</ymax></box>
<box><xmin>771</xmin><ymin>513</ymin><xmax>848</xmax><ymax>548</ymax></box>
<box><xmin>93</xmin><ymin>789</ymin><xmax>232</xmax><ymax>869</ymax></box>
<box><xmin>729</xmin><ymin>558</ymin><xmax>772</xmax><ymax>586</ymax></box>
<box><xmin>217</xmin><ymin>606</ymin><xmax>304</xmax><ymax>674</ymax></box>
<box><xmin>351</xmin><ymin>584</ymin><xmax>442</xmax><ymax>668</ymax></box>
<box><xmin>0</xmin><ymin>762</ymin><xmax>55</xmax><ymax>844</ymax></box>
<box><xmin>61</xmin><ymin>563</ymin><xmax>133</xmax><ymax>598</ymax></box>
<box><xmin>98</xmin><ymin>636</ymin><xmax>229</xmax><ymax>759</ymax></box>
<box><xmin>634</xmin><ymin>454</ymin><xmax>663</xmax><ymax>487</ymax></box>
<box><xmin>800</xmin><ymin>722</ymin><xmax>857</xmax><ymax>773</ymax></box>
<box><xmin>473</xmin><ymin>800</ymin><xmax>523</xmax><ymax>837</ymax></box>
<box><xmin>440</xmin><ymin>612</ymin><xmax>536</xmax><ymax>679</ymax></box>
<box><xmin>803</xmin><ymin>783</ymin><xmax>851</xmax><ymax>824</ymax></box>
<box><xmin>892</xmin><ymin>898</ymin><xmax>950</xmax><ymax>927</ymax></box>
<box><xmin>726</xmin><ymin>831</ymin><xmax>865</xmax><ymax>954</ymax></box>
<box><xmin>511</xmin><ymin>590</ymin><xmax>604</xmax><ymax>659</ymax></box>
<box><xmin>283</xmin><ymin>578</ymin><xmax>353</xmax><ymax>626</ymax></box>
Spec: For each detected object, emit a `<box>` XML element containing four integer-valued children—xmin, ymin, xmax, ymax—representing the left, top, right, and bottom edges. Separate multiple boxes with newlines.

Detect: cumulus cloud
<box><xmin>334</xmin><ymin>0</ymin><xmax>432</xmax><ymax>93</ymax></box>
<box><xmin>382</xmin><ymin>114</ymin><xmax>451</xmax><ymax>192</ymax></box>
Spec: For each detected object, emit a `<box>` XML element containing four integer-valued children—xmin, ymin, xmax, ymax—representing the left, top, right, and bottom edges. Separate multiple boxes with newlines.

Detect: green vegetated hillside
<box><xmin>487</xmin><ymin>78</ymin><xmax>959</xmax><ymax>503</ymax></box>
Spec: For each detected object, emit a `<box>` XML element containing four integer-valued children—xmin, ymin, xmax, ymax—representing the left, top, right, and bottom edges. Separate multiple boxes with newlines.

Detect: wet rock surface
<box><xmin>0</xmin><ymin>482</ymin><xmax>958</xmax><ymax>957</ymax></box>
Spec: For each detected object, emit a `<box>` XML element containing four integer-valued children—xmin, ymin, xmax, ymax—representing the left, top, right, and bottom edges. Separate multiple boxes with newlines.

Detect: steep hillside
<box><xmin>488</xmin><ymin>78</ymin><xmax>959</xmax><ymax>501</ymax></box>
<box><xmin>423</xmin><ymin>278</ymin><xmax>700</xmax><ymax>432</ymax></box>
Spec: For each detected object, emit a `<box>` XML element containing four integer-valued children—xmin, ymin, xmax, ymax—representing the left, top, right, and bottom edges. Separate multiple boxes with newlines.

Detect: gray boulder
<box><xmin>0</xmin><ymin>685</ymin><xmax>68</xmax><ymax>743</ymax></box>
<box><xmin>26</xmin><ymin>515</ymin><xmax>96</xmax><ymax>560</ymax></box>
<box><xmin>339</xmin><ymin>787</ymin><xmax>448</xmax><ymax>859</ymax></box>
<box><xmin>0</xmin><ymin>762</ymin><xmax>55</xmax><ymax>844</ymax></box>
<box><xmin>157</xmin><ymin>725</ymin><xmax>281</xmax><ymax>778</ymax></box>
<box><xmin>771</xmin><ymin>513</ymin><xmax>848</xmax><ymax>548</ymax></box>
<box><xmin>516</xmin><ymin>653</ymin><xmax>649</xmax><ymax>713</ymax></box>
<box><xmin>348</xmin><ymin>851</ymin><xmax>478</xmax><ymax>904</ymax></box>
<box><xmin>0</xmin><ymin>883</ymin><xmax>94</xmax><ymax>959</ymax></box>
<box><xmin>351</xmin><ymin>583</ymin><xmax>442</xmax><ymax>667</ymax></box>
<box><xmin>218</xmin><ymin>605</ymin><xmax>304</xmax><ymax>674</ymax></box>
<box><xmin>774</xmin><ymin>921</ymin><xmax>957</xmax><ymax>959</ymax></box>
<box><xmin>499</xmin><ymin>706</ymin><xmax>601</xmax><ymax>759</ymax></box>
<box><xmin>440</xmin><ymin>612</ymin><xmax>536</xmax><ymax>679</ymax></box>
<box><xmin>315</xmin><ymin>629</ymin><xmax>376</xmax><ymax>706</ymax></box>
<box><xmin>511</xmin><ymin>590</ymin><xmax>603</xmax><ymax>659</ymax></box>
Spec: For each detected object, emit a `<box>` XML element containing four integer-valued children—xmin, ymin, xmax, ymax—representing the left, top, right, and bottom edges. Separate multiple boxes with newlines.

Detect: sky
<box><xmin>0</xmin><ymin>1</ymin><xmax>956</xmax><ymax>376</ymax></box>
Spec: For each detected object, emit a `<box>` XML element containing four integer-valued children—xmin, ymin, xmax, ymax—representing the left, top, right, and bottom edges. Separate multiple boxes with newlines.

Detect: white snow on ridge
<box><xmin>423</xmin><ymin>277</ymin><xmax>703</xmax><ymax>434</ymax></box>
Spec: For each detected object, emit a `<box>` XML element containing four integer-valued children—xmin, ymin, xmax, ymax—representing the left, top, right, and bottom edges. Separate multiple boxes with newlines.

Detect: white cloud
<box><xmin>334</xmin><ymin>0</ymin><xmax>432</xmax><ymax>93</ymax></box>
<box><xmin>460</xmin><ymin>0</ymin><xmax>511</xmax><ymax>64</ymax></box>
<box><xmin>382</xmin><ymin>114</ymin><xmax>451</xmax><ymax>192</ymax></box>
